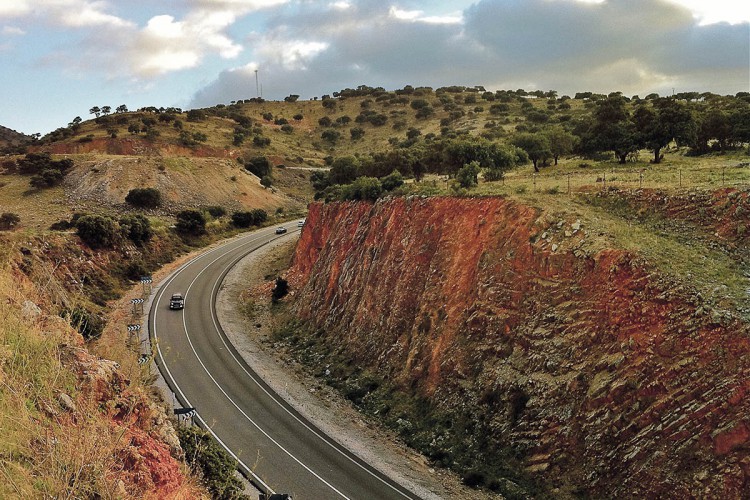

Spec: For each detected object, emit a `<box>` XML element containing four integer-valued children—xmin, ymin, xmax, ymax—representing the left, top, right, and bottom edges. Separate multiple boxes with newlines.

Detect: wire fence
<box><xmin>489</xmin><ymin>164</ymin><xmax>750</xmax><ymax>194</ymax></box>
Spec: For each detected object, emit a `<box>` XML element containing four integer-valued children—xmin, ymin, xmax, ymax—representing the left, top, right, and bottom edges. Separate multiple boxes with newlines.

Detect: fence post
<box><xmin>679</xmin><ymin>169</ymin><xmax>682</xmax><ymax>188</ymax></box>
<box><xmin>639</xmin><ymin>170</ymin><xmax>643</xmax><ymax>189</ymax></box>
<box><xmin>722</xmin><ymin>167</ymin><xmax>725</xmax><ymax>186</ymax></box>
<box><xmin>567</xmin><ymin>173</ymin><xmax>571</xmax><ymax>195</ymax></box>
<box><xmin>533</xmin><ymin>173</ymin><xmax>536</xmax><ymax>191</ymax></box>
<box><xmin>603</xmin><ymin>172</ymin><xmax>606</xmax><ymax>191</ymax></box>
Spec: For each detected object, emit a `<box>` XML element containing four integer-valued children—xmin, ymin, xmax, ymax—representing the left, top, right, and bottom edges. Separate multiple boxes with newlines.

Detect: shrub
<box><xmin>29</xmin><ymin>169</ymin><xmax>65</xmax><ymax>188</ymax></box>
<box><xmin>125</xmin><ymin>187</ymin><xmax>162</xmax><ymax>209</ymax></box>
<box><xmin>350</xmin><ymin>127</ymin><xmax>365</xmax><ymax>140</ymax></box>
<box><xmin>231</xmin><ymin>209</ymin><xmax>267</xmax><ymax>228</ymax></box>
<box><xmin>252</xmin><ymin>136</ymin><xmax>271</xmax><ymax>147</ymax></box>
<box><xmin>260</xmin><ymin>175</ymin><xmax>273</xmax><ymax>188</ymax></box>
<box><xmin>456</xmin><ymin>161</ymin><xmax>481</xmax><ymax>189</ymax></box>
<box><xmin>0</xmin><ymin>212</ymin><xmax>20</xmax><ymax>230</ymax></box>
<box><xmin>271</xmin><ymin>277</ymin><xmax>289</xmax><ymax>303</ymax></box>
<box><xmin>119</xmin><ymin>214</ymin><xmax>152</xmax><ymax>245</ymax></box>
<box><xmin>380</xmin><ymin>170</ymin><xmax>404</xmax><ymax>191</ymax></box>
<box><xmin>341</xmin><ymin>176</ymin><xmax>382</xmax><ymax>201</ymax></box>
<box><xmin>244</xmin><ymin>156</ymin><xmax>272</xmax><ymax>178</ymax></box>
<box><xmin>321</xmin><ymin>130</ymin><xmax>341</xmax><ymax>144</ymax></box>
<box><xmin>186</xmin><ymin>109</ymin><xmax>206</xmax><ymax>122</ymax></box>
<box><xmin>66</xmin><ymin>306</ymin><xmax>105</xmax><ymax>341</ymax></box>
<box><xmin>205</xmin><ymin>206</ymin><xmax>227</xmax><ymax>218</ymax></box>
<box><xmin>175</xmin><ymin>210</ymin><xmax>207</xmax><ymax>236</ymax></box>
<box><xmin>75</xmin><ymin>215</ymin><xmax>119</xmax><ymax>248</ymax></box>
<box><xmin>178</xmin><ymin>426</ymin><xmax>246</xmax><ymax>499</ymax></box>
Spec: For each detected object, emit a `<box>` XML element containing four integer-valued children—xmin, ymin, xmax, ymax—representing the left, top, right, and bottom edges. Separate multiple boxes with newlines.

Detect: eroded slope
<box><xmin>288</xmin><ymin>196</ymin><xmax>750</xmax><ymax>497</ymax></box>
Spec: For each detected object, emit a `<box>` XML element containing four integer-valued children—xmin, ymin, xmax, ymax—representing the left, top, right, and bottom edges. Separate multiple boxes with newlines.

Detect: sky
<box><xmin>0</xmin><ymin>0</ymin><xmax>748</xmax><ymax>136</ymax></box>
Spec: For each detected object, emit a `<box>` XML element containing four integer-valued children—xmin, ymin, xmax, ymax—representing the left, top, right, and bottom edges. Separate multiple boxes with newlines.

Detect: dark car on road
<box><xmin>275</xmin><ymin>227</ymin><xmax>287</xmax><ymax>234</ymax></box>
<box><xmin>169</xmin><ymin>293</ymin><xmax>185</xmax><ymax>310</ymax></box>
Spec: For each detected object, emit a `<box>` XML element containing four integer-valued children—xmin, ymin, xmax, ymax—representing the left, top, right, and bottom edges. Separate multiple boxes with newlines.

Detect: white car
<box><xmin>297</xmin><ymin>219</ymin><xmax>306</xmax><ymax>228</ymax></box>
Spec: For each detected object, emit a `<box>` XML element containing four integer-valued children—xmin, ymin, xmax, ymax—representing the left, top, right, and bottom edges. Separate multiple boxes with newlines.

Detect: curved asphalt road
<box><xmin>149</xmin><ymin>224</ymin><xmax>420</xmax><ymax>500</ymax></box>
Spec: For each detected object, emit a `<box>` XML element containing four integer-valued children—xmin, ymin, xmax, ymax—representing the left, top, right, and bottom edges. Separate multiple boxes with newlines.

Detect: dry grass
<box><xmin>0</xmin><ymin>244</ymin><xmax>205</xmax><ymax>499</ymax></box>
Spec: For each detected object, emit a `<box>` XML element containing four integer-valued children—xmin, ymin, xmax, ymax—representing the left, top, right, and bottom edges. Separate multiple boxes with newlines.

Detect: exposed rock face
<box><xmin>289</xmin><ymin>197</ymin><xmax>750</xmax><ymax>497</ymax></box>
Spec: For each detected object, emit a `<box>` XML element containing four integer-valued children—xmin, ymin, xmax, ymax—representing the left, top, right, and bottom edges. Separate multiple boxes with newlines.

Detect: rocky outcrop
<box><xmin>289</xmin><ymin>197</ymin><xmax>750</xmax><ymax>497</ymax></box>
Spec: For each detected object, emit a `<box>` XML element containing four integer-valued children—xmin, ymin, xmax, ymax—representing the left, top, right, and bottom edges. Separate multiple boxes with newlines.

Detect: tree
<box><xmin>328</xmin><ymin>157</ymin><xmax>359</xmax><ymax>185</ymax></box>
<box><xmin>512</xmin><ymin>133</ymin><xmax>552</xmax><ymax>172</ymax></box>
<box><xmin>633</xmin><ymin>98</ymin><xmax>696</xmax><ymax>163</ymax></box>
<box><xmin>175</xmin><ymin>210</ymin><xmax>206</xmax><ymax>236</ymax></box>
<box><xmin>284</xmin><ymin>94</ymin><xmax>300</xmax><ymax>102</ymax></box>
<box><xmin>544</xmin><ymin>126</ymin><xmax>576</xmax><ymax>165</ymax></box>
<box><xmin>115</xmin><ymin>104</ymin><xmax>128</xmax><ymax>113</ymax></box>
<box><xmin>101</xmin><ymin>105</ymin><xmax>111</xmax><ymax>115</ymax></box>
<box><xmin>89</xmin><ymin>106</ymin><xmax>101</xmax><ymax>117</ymax></box>
<box><xmin>587</xmin><ymin>95</ymin><xmax>638</xmax><ymax>163</ymax></box>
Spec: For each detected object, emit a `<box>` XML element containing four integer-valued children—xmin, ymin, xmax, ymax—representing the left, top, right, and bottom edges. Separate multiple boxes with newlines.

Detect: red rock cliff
<box><xmin>289</xmin><ymin>196</ymin><xmax>750</xmax><ymax>497</ymax></box>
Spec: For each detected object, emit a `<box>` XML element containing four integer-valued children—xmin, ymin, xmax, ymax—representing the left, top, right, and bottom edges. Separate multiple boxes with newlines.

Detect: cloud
<box><xmin>190</xmin><ymin>0</ymin><xmax>748</xmax><ymax>107</ymax></box>
<box><xmin>2</xmin><ymin>26</ymin><xmax>25</xmax><ymax>35</ymax></box>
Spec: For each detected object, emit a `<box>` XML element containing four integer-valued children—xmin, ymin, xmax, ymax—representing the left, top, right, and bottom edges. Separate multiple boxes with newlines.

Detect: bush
<box><xmin>66</xmin><ymin>306</ymin><xmax>105</xmax><ymax>341</ymax></box>
<box><xmin>260</xmin><ymin>175</ymin><xmax>273</xmax><ymax>188</ymax></box>
<box><xmin>186</xmin><ymin>109</ymin><xmax>206</xmax><ymax>122</ymax></box>
<box><xmin>175</xmin><ymin>210</ymin><xmax>207</xmax><ymax>236</ymax></box>
<box><xmin>456</xmin><ymin>161</ymin><xmax>481</xmax><ymax>189</ymax></box>
<box><xmin>30</xmin><ymin>169</ymin><xmax>64</xmax><ymax>188</ymax></box>
<box><xmin>341</xmin><ymin>177</ymin><xmax>382</xmax><ymax>201</ymax></box>
<box><xmin>0</xmin><ymin>212</ymin><xmax>20</xmax><ymax>230</ymax></box>
<box><xmin>119</xmin><ymin>214</ymin><xmax>152</xmax><ymax>245</ymax></box>
<box><xmin>178</xmin><ymin>426</ymin><xmax>246</xmax><ymax>499</ymax></box>
<box><xmin>271</xmin><ymin>277</ymin><xmax>289</xmax><ymax>303</ymax></box>
<box><xmin>380</xmin><ymin>170</ymin><xmax>404</xmax><ymax>191</ymax></box>
<box><xmin>244</xmin><ymin>156</ymin><xmax>272</xmax><ymax>178</ymax></box>
<box><xmin>125</xmin><ymin>187</ymin><xmax>162</xmax><ymax>209</ymax></box>
<box><xmin>231</xmin><ymin>209</ymin><xmax>267</xmax><ymax>228</ymax></box>
<box><xmin>75</xmin><ymin>214</ymin><xmax>119</xmax><ymax>248</ymax></box>
<box><xmin>205</xmin><ymin>206</ymin><xmax>227</xmax><ymax>218</ymax></box>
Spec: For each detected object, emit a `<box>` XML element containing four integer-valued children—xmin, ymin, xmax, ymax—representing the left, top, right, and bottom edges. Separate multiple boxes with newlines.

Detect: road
<box><xmin>149</xmin><ymin>224</ymin><xmax>420</xmax><ymax>500</ymax></box>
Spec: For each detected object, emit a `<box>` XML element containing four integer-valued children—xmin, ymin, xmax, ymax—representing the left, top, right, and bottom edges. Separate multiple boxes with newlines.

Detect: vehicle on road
<box><xmin>297</xmin><ymin>219</ymin><xmax>305</xmax><ymax>228</ymax></box>
<box><xmin>169</xmin><ymin>293</ymin><xmax>185</xmax><ymax>310</ymax></box>
<box><xmin>275</xmin><ymin>227</ymin><xmax>287</xmax><ymax>234</ymax></box>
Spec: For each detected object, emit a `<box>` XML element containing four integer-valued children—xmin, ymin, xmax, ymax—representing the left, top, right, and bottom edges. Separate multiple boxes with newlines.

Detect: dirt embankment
<box><xmin>287</xmin><ymin>196</ymin><xmax>750</xmax><ymax>497</ymax></box>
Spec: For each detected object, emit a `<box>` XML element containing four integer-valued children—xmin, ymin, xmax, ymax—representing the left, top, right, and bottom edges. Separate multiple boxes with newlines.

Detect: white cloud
<box><xmin>256</xmin><ymin>39</ymin><xmax>329</xmax><ymax>70</ymax></box>
<box><xmin>2</xmin><ymin>25</ymin><xmax>25</xmax><ymax>35</ymax></box>
<box><xmin>389</xmin><ymin>6</ymin><xmax>462</xmax><ymax>24</ymax></box>
<box><xmin>0</xmin><ymin>1</ymin><xmax>31</xmax><ymax>17</ymax></box>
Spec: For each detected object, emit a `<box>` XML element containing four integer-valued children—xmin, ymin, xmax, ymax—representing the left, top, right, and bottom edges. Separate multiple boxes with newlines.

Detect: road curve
<box><xmin>149</xmin><ymin>224</ymin><xmax>420</xmax><ymax>500</ymax></box>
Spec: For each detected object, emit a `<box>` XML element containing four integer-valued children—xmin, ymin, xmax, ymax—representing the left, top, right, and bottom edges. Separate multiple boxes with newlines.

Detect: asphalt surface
<box><xmin>149</xmin><ymin>224</ymin><xmax>421</xmax><ymax>500</ymax></box>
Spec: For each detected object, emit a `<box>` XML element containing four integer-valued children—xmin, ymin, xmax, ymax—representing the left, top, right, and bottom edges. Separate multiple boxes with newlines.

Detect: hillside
<box><xmin>284</xmin><ymin>196</ymin><xmax>750</xmax><ymax>497</ymax></box>
<box><xmin>0</xmin><ymin>124</ymin><xmax>30</xmax><ymax>148</ymax></box>
<box><xmin>0</xmin><ymin>85</ymin><xmax>747</xmax><ymax>498</ymax></box>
